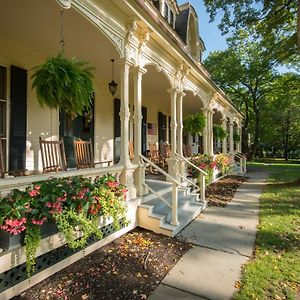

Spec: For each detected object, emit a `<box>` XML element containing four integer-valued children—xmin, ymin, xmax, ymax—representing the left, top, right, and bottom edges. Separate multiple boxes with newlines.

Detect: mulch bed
<box><xmin>206</xmin><ymin>175</ymin><xmax>247</xmax><ymax>207</ymax></box>
<box><xmin>14</xmin><ymin>175</ymin><xmax>245</xmax><ymax>300</ymax></box>
<box><xmin>14</xmin><ymin>228</ymin><xmax>192</xmax><ymax>300</ymax></box>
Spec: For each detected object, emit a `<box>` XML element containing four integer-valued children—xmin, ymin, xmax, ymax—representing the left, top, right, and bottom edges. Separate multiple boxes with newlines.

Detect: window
<box><xmin>164</xmin><ymin>3</ymin><xmax>169</xmax><ymax>21</ymax></box>
<box><xmin>170</xmin><ymin>10</ymin><xmax>174</xmax><ymax>27</ymax></box>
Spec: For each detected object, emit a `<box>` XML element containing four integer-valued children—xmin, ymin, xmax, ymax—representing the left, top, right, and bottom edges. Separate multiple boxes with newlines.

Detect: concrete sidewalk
<box><xmin>148</xmin><ymin>169</ymin><xmax>268</xmax><ymax>300</ymax></box>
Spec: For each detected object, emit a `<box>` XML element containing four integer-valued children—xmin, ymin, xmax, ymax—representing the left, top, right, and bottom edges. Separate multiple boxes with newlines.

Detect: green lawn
<box><xmin>234</xmin><ymin>163</ymin><xmax>300</xmax><ymax>300</ymax></box>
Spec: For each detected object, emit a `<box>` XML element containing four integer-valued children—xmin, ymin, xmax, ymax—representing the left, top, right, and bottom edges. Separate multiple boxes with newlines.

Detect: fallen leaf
<box><xmin>81</xmin><ymin>294</ymin><xmax>89</xmax><ymax>299</ymax></box>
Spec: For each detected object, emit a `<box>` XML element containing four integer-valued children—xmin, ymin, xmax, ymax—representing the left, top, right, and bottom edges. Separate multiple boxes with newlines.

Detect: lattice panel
<box><xmin>0</xmin><ymin>219</ymin><xmax>126</xmax><ymax>293</ymax></box>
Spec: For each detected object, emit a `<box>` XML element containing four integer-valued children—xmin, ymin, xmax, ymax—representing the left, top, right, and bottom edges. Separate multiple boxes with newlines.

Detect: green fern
<box><xmin>183</xmin><ymin>112</ymin><xmax>206</xmax><ymax>134</ymax></box>
<box><xmin>31</xmin><ymin>53</ymin><xmax>95</xmax><ymax>117</ymax></box>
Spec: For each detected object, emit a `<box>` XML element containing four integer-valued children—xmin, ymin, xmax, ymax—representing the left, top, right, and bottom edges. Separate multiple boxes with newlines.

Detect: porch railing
<box><xmin>0</xmin><ymin>165</ymin><xmax>124</xmax><ymax>197</ymax></box>
<box><xmin>140</xmin><ymin>155</ymin><xmax>181</xmax><ymax>226</ymax></box>
<box><xmin>234</xmin><ymin>152</ymin><xmax>247</xmax><ymax>173</ymax></box>
<box><xmin>175</xmin><ymin>153</ymin><xmax>207</xmax><ymax>204</ymax></box>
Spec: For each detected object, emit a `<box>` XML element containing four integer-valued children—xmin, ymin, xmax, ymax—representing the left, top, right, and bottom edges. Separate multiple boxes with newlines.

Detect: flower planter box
<box><xmin>0</xmin><ymin>231</ymin><xmax>24</xmax><ymax>250</ymax></box>
<box><xmin>40</xmin><ymin>220</ymin><xmax>58</xmax><ymax>238</ymax></box>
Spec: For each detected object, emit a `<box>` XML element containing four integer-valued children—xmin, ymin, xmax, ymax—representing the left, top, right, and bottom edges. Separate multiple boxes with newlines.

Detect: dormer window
<box><xmin>164</xmin><ymin>2</ymin><xmax>175</xmax><ymax>28</ymax></box>
<box><xmin>151</xmin><ymin>0</ymin><xmax>178</xmax><ymax>29</ymax></box>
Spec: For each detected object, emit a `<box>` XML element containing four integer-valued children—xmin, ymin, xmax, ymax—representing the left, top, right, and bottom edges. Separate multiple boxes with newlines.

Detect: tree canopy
<box><xmin>204</xmin><ymin>0</ymin><xmax>300</xmax><ymax>61</ymax></box>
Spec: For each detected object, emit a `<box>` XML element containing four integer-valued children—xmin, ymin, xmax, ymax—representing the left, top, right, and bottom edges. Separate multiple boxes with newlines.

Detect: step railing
<box><xmin>234</xmin><ymin>152</ymin><xmax>247</xmax><ymax>173</ymax></box>
<box><xmin>140</xmin><ymin>155</ymin><xmax>181</xmax><ymax>226</ymax></box>
<box><xmin>175</xmin><ymin>153</ymin><xmax>207</xmax><ymax>204</ymax></box>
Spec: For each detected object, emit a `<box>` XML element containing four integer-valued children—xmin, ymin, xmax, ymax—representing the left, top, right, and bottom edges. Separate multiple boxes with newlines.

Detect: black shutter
<box><xmin>114</xmin><ymin>98</ymin><xmax>121</xmax><ymax>163</ymax></box>
<box><xmin>9</xmin><ymin>66</ymin><xmax>27</xmax><ymax>172</ymax></box>
<box><xmin>142</xmin><ymin>106</ymin><xmax>147</xmax><ymax>156</ymax></box>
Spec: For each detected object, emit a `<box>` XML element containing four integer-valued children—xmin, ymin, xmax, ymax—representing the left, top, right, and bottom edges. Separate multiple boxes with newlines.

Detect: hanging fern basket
<box><xmin>31</xmin><ymin>53</ymin><xmax>95</xmax><ymax>118</ymax></box>
<box><xmin>183</xmin><ymin>112</ymin><xmax>206</xmax><ymax>134</ymax></box>
<box><xmin>213</xmin><ymin>125</ymin><xmax>227</xmax><ymax>140</ymax></box>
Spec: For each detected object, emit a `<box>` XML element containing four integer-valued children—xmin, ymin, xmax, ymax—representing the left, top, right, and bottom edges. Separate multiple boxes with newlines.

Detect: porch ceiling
<box><xmin>0</xmin><ymin>0</ymin><xmax>119</xmax><ymax>81</ymax></box>
<box><xmin>140</xmin><ymin>65</ymin><xmax>171</xmax><ymax>113</ymax></box>
<box><xmin>182</xmin><ymin>90</ymin><xmax>204</xmax><ymax>116</ymax></box>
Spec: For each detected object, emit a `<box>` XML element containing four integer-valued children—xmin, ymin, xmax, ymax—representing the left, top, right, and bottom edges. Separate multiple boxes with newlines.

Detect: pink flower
<box><xmin>0</xmin><ymin>218</ymin><xmax>27</xmax><ymax>235</ymax></box>
<box><xmin>32</xmin><ymin>217</ymin><xmax>47</xmax><ymax>225</ymax></box>
<box><xmin>107</xmin><ymin>181</ymin><xmax>119</xmax><ymax>188</ymax></box>
<box><xmin>29</xmin><ymin>189</ymin><xmax>39</xmax><ymax>197</ymax></box>
<box><xmin>34</xmin><ymin>185</ymin><xmax>41</xmax><ymax>190</ymax></box>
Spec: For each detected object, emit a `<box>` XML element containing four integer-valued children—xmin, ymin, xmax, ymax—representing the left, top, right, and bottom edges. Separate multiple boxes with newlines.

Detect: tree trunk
<box><xmin>283</xmin><ymin>115</ymin><xmax>290</xmax><ymax>161</ymax></box>
<box><xmin>250</xmin><ymin>106</ymin><xmax>260</xmax><ymax>160</ymax></box>
<box><xmin>242</xmin><ymin>99</ymin><xmax>250</xmax><ymax>156</ymax></box>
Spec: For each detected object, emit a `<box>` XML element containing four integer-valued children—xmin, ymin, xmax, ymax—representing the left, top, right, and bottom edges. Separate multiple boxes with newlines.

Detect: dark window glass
<box><xmin>164</xmin><ymin>3</ymin><xmax>169</xmax><ymax>20</ymax></box>
<box><xmin>170</xmin><ymin>10</ymin><xmax>174</xmax><ymax>26</ymax></box>
<box><xmin>153</xmin><ymin>0</ymin><xmax>160</xmax><ymax>10</ymax></box>
<box><xmin>0</xmin><ymin>66</ymin><xmax>7</xmax><ymax>100</ymax></box>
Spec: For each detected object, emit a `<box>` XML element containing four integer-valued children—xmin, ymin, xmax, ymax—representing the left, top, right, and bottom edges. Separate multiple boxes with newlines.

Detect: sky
<box><xmin>177</xmin><ymin>0</ymin><xmax>292</xmax><ymax>73</ymax></box>
<box><xmin>177</xmin><ymin>0</ymin><xmax>228</xmax><ymax>59</ymax></box>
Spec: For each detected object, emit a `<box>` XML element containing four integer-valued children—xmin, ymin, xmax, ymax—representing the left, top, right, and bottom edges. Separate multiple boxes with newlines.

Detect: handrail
<box><xmin>140</xmin><ymin>154</ymin><xmax>179</xmax><ymax>226</ymax></box>
<box><xmin>178</xmin><ymin>174</ymin><xmax>199</xmax><ymax>192</ymax></box>
<box><xmin>142</xmin><ymin>183</ymin><xmax>171</xmax><ymax>208</ymax></box>
<box><xmin>175</xmin><ymin>153</ymin><xmax>207</xmax><ymax>176</ymax></box>
<box><xmin>140</xmin><ymin>155</ymin><xmax>181</xmax><ymax>186</ymax></box>
<box><xmin>175</xmin><ymin>153</ymin><xmax>206</xmax><ymax>203</ymax></box>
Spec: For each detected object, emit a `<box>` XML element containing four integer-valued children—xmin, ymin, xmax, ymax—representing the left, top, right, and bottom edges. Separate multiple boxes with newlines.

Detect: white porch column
<box><xmin>132</xmin><ymin>66</ymin><xmax>147</xmax><ymax>196</ymax></box>
<box><xmin>222</xmin><ymin>118</ymin><xmax>227</xmax><ymax>154</ymax></box>
<box><xmin>177</xmin><ymin>91</ymin><xmax>185</xmax><ymax>156</ymax></box>
<box><xmin>208</xmin><ymin>110</ymin><xmax>214</xmax><ymax>156</ymax></box>
<box><xmin>167</xmin><ymin>88</ymin><xmax>178</xmax><ymax>179</ymax></box>
<box><xmin>118</xmin><ymin>58</ymin><xmax>136</xmax><ymax>199</ymax></box>
<box><xmin>177</xmin><ymin>91</ymin><xmax>187</xmax><ymax>178</ymax></box>
<box><xmin>202</xmin><ymin>108</ymin><xmax>209</xmax><ymax>154</ymax></box>
<box><xmin>229</xmin><ymin>121</ymin><xmax>234</xmax><ymax>154</ymax></box>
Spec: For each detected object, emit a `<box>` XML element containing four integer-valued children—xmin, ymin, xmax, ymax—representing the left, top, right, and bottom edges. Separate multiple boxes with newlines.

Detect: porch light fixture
<box><xmin>108</xmin><ymin>59</ymin><xmax>118</xmax><ymax>96</ymax></box>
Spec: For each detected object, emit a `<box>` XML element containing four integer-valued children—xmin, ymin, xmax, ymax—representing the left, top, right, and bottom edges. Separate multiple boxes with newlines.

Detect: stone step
<box><xmin>138</xmin><ymin>179</ymin><xmax>206</xmax><ymax>237</ymax></box>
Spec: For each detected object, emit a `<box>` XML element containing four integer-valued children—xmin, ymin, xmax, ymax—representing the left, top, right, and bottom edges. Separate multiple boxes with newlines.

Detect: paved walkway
<box><xmin>148</xmin><ymin>169</ymin><xmax>268</xmax><ymax>300</ymax></box>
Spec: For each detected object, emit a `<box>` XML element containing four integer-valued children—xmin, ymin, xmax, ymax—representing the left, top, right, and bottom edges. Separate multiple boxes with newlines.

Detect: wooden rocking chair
<box><xmin>159</xmin><ymin>142</ymin><xmax>170</xmax><ymax>167</ymax></box>
<box><xmin>183</xmin><ymin>144</ymin><xmax>192</xmax><ymax>158</ymax></box>
<box><xmin>74</xmin><ymin>138</ymin><xmax>113</xmax><ymax>169</ymax></box>
<box><xmin>39</xmin><ymin>137</ymin><xmax>67</xmax><ymax>173</ymax></box>
<box><xmin>129</xmin><ymin>142</ymin><xmax>134</xmax><ymax>161</ymax></box>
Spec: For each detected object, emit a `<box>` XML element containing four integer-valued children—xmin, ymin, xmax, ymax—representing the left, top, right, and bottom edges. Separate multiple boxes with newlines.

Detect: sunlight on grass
<box><xmin>234</xmin><ymin>163</ymin><xmax>300</xmax><ymax>300</ymax></box>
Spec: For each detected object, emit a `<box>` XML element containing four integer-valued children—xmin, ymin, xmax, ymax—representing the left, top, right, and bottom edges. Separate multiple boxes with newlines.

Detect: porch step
<box><xmin>229</xmin><ymin>163</ymin><xmax>244</xmax><ymax>175</ymax></box>
<box><xmin>138</xmin><ymin>179</ymin><xmax>206</xmax><ymax>237</ymax></box>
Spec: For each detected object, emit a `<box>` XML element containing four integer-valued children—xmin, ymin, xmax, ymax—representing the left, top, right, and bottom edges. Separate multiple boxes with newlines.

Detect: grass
<box><xmin>234</xmin><ymin>163</ymin><xmax>300</xmax><ymax>300</ymax></box>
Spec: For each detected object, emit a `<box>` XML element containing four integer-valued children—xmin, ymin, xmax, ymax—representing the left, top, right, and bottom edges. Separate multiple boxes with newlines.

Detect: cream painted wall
<box><xmin>0</xmin><ymin>36</ymin><xmax>115</xmax><ymax>171</ymax></box>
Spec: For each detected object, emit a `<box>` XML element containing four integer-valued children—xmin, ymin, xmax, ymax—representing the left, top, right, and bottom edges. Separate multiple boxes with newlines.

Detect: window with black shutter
<box><xmin>9</xmin><ymin>66</ymin><xmax>27</xmax><ymax>172</ymax></box>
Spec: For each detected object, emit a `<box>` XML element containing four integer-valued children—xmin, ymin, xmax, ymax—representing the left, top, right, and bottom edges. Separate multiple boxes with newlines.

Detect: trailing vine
<box><xmin>24</xmin><ymin>224</ymin><xmax>41</xmax><ymax>276</ymax></box>
<box><xmin>53</xmin><ymin>210</ymin><xmax>102</xmax><ymax>249</ymax></box>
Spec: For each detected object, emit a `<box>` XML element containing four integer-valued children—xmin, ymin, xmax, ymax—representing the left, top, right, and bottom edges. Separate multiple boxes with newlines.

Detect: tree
<box><xmin>204</xmin><ymin>35</ymin><xmax>275</xmax><ymax>159</ymax></box>
<box><xmin>261</xmin><ymin>73</ymin><xmax>300</xmax><ymax>160</ymax></box>
<box><xmin>204</xmin><ymin>0</ymin><xmax>300</xmax><ymax>59</ymax></box>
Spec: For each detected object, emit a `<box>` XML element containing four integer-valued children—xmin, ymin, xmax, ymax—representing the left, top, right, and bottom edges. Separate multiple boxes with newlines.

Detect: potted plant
<box><xmin>213</xmin><ymin>125</ymin><xmax>227</xmax><ymax>140</ymax></box>
<box><xmin>31</xmin><ymin>52</ymin><xmax>95</xmax><ymax>167</ymax></box>
<box><xmin>214</xmin><ymin>153</ymin><xmax>230</xmax><ymax>175</ymax></box>
<box><xmin>233</xmin><ymin>131</ymin><xmax>240</xmax><ymax>143</ymax></box>
<box><xmin>0</xmin><ymin>174</ymin><xmax>128</xmax><ymax>277</ymax></box>
<box><xmin>188</xmin><ymin>154</ymin><xmax>216</xmax><ymax>185</ymax></box>
<box><xmin>183</xmin><ymin>112</ymin><xmax>206</xmax><ymax>134</ymax></box>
